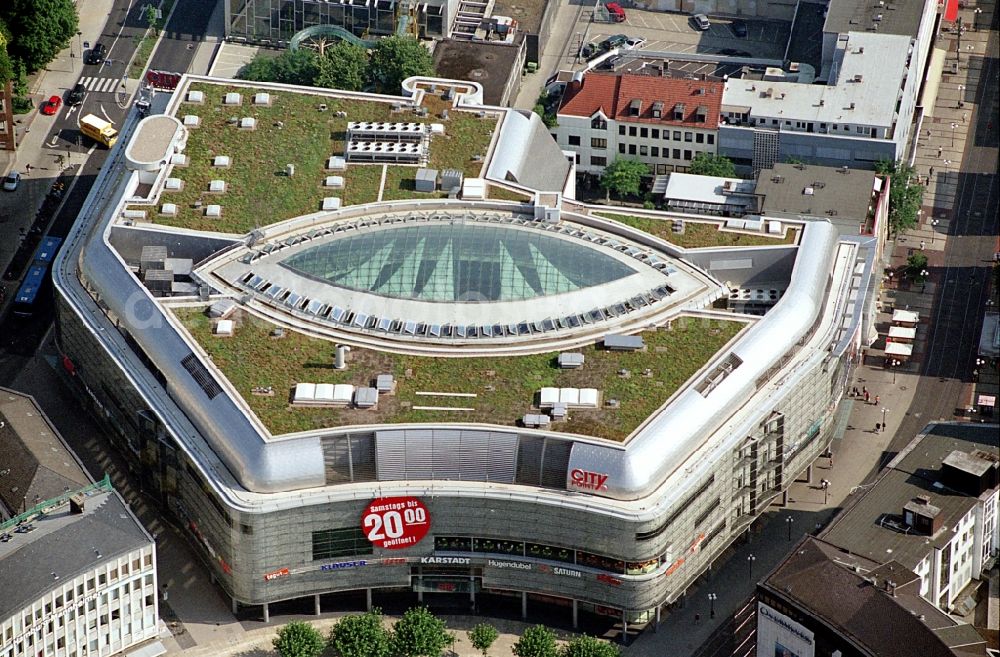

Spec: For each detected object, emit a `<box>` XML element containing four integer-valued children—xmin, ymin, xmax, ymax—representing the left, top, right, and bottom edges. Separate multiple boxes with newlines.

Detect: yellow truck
<box><xmin>79</xmin><ymin>113</ymin><xmax>118</xmax><ymax>148</ymax></box>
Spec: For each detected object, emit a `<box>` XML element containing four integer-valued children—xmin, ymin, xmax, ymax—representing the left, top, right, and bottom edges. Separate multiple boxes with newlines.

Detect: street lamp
<box><xmin>747</xmin><ymin>554</ymin><xmax>756</xmax><ymax>585</ymax></box>
<box><xmin>931</xmin><ymin>218</ymin><xmax>940</xmax><ymax>243</ymax></box>
<box><xmin>785</xmin><ymin>515</ymin><xmax>794</xmax><ymax>541</ymax></box>
<box><xmin>889</xmin><ymin>358</ymin><xmax>902</xmax><ymax>383</ymax></box>
<box><xmin>881</xmin><ymin>408</ymin><xmax>889</xmax><ymax>432</ymax></box>
<box><xmin>974</xmin><ymin>7</ymin><xmax>983</xmax><ymax>30</ymax></box>
<box><xmin>920</xmin><ymin>270</ymin><xmax>928</xmax><ymax>293</ymax></box>
<box><xmin>708</xmin><ymin>593</ymin><xmax>717</xmax><ymax>619</ymax></box>
<box><xmin>820</xmin><ymin>479</ymin><xmax>831</xmax><ymax>504</ymax></box>
<box><xmin>951</xmin><ymin>122</ymin><xmax>958</xmax><ymax>147</ymax></box>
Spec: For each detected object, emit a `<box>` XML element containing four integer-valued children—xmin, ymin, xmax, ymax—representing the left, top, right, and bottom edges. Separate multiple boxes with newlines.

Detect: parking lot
<box><xmin>570</xmin><ymin>8</ymin><xmax>790</xmax><ymax>63</ymax></box>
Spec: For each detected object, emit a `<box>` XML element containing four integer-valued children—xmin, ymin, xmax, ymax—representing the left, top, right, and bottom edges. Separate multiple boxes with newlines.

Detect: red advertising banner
<box><xmin>361</xmin><ymin>497</ymin><xmax>430</xmax><ymax>549</ymax></box>
<box><xmin>944</xmin><ymin>0</ymin><xmax>959</xmax><ymax>22</ymax></box>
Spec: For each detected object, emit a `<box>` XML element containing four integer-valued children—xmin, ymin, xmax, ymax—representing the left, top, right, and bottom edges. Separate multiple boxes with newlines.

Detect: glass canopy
<box><xmin>279</xmin><ymin>223</ymin><xmax>638</xmax><ymax>302</ymax></box>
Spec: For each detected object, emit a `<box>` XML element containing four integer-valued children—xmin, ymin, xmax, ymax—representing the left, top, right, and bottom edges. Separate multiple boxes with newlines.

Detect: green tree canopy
<box><xmin>512</xmin><ymin>625</ymin><xmax>559</xmax><ymax>657</ymax></box>
<box><xmin>906</xmin><ymin>252</ymin><xmax>928</xmax><ymax>280</ymax></box>
<box><xmin>469</xmin><ymin>623</ymin><xmax>500</xmax><ymax>656</ymax></box>
<box><xmin>875</xmin><ymin>159</ymin><xmax>924</xmax><ymax>236</ymax></box>
<box><xmin>273</xmin><ymin>621</ymin><xmax>325</xmax><ymax>657</ymax></box>
<box><xmin>392</xmin><ymin>606</ymin><xmax>453</xmax><ymax>657</ymax></box>
<box><xmin>328</xmin><ymin>609</ymin><xmax>393</xmax><ymax>657</ymax></box>
<box><xmin>316</xmin><ymin>41</ymin><xmax>369</xmax><ymax>91</ymax></box>
<box><xmin>368</xmin><ymin>36</ymin><xmax>433</xmax><ymax>93</ymax></box>
<box><xmin>0</xmin><ymin>0</ymin><xmax>78</xmax><ymax>73</ymax></box>
<box><xmin>237</xmin><ymin>48</ymin><xmax>320</xmax><ymax>86</ymax></box>
<box><xmin>560</xmin><ymin>635</ymin><xmax>621</xmax><ymax>657</ymax></box>
<box><xmin>600</xmin><ymin>158</ymin><xmax>648</xmax><ymax>201</ymax></box>
<box><xmin>0</xmin><ymin>46</ymin><xmax>14</xmax><ymax>85</ymax></box>
<box><xmin>688</xmin><ymin>152</ymin><xmax>736</xmax><ymax>178</ymax></box>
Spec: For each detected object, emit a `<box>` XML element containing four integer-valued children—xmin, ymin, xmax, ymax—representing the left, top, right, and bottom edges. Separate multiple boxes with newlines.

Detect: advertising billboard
<box><xmin>756</xmin><ymin>603</ymin><xmax>815</xmax><ymax>657</ymax></box>
<box><xmin>361</xmin><ymin>496</ymin><xmax>430</xmax><ymax>549</ymax></box>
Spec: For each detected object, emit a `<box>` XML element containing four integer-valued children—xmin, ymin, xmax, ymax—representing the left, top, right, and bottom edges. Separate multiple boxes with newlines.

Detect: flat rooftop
<box><xmin>721</xmin><ymin>31</ymin><xmax>911</xmax><ymax>128</ymax></box>
<box><xmin>0</xmin><ymin>487</ymin><xmax>150</xmax><ymax>622</ymax></box>
<box><xmin>493</xmin><ymin>0</ymin><xmax>547</xmax><ymax>34</ymax></box>
<box><xmin>824</xmin><ymin>0</ymin><xmax>927</xmax><ymax>38</ymax></box>
<box><xmin>432</xmin><ymin>39</ymin><xmax>522</xmax><ymax>106</ymax></box>
<box><xmin>172</xmin><ymin>306</ymin><xmax>745</xmax><ymax>440</ymax></box>
<box><xmin>755</xmin><ymin>163</ymin><xmax>877</xmax><ymax>222</ymax></box>
<box><xmin>145</xmin><ymin>81</ymin><xmax>499</xmax><ymax>234</ymax></box>
<box><xmin>820</xmin><ymin>423</ymin><xmax>999</xmax><ymax>569</ymax></box>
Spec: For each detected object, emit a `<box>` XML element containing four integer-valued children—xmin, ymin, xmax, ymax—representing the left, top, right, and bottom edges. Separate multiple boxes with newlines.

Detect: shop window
<box><xmin>472</xmin><ymin>538</ymin><xmax>524</xmax><ymax>556</ymax></box>
<box><xmin>525</xmin><ymin>542</ymin><xmax>575</xmax><ymax>563</ymax></box>
<box><xmin>576</xmin><ymin>551</ymin><xmax>625</xmax><ymax>573</ymax></box>
<box><xmin>435</xmin><ymin>536</ymin><xmax>472</xmax><ymax>551</ymax></box>
<box><xmin>312</xmin><ymin>527</ymin><xmax>373</xmax><ymax>560</ymax></box>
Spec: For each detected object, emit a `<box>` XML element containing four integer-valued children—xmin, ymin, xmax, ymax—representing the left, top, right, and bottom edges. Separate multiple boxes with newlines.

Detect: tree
<box><xmin>906</xmin><ymin>252</ymin><xmax>928</xmax><ymax>281</ymax></box>
<box><xmin>468</xmin><ymin>623</ymin><xmax>499</xmax><ymax>656</ymax></box>
<box><xmin>273</xmin><ymin>621</ymin><xmax>325</xmax><ymax>657</ymax></box>
<box><xmin>237</xmin><ymin>49</ymin><xmax>320</xmax><ymax>86</ymax></box>
<box><xmin>0</xmin><ymin>0</ymin><xmax>78</xmax><ymax>73</ymax></box>
<box><xmin>328</xmin><ymin>609</ymin><xmax>393</xmax><ymax>657</ymax></box>
<box><xmin>316</xmin><ymin>41</ymin><xmax>368</xmax><ymax>91</ymax></box>
<box><xmin>368</xmin><ymin>36</ymin><xmax>433</xmax><ymax>94</ymax></box>
<box><xmin>512</xmin><ymin>625</ymin><xmax>559</xmax><ymax>657</ymax></box>
<box><xmin>688</xmin><ymin>152</ymin><xmax>736</xmax><ymax>178</ymax></box>
<box><xmin>600</xmin><ymin>158</ymin><xmax>648</xmax><ymax>202</ymax></box>
<box><xmin>392</xmin><ymin>606</ymin><xmax>454</xmax><ymax>657</ymax></box>
<box><xmin>875</xmin><ymin>159</ymin><xmax>924</xmax><ymax>236</ymax></box>
<box><xmin>560</xmin><ymin>635</ymin><xmax>621</xmax><ymax>657</ymax></box>
<box><xmin>144</xmin><ymin>4</ymin><xmax>163</xmax><ymax>35</ymax></box>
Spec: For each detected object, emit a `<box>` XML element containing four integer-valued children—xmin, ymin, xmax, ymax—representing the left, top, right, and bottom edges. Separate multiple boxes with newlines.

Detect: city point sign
<box><xmin>570</xmin><ymin>468</ymin><xmax>609</xmax><ymax>491</ymax></box>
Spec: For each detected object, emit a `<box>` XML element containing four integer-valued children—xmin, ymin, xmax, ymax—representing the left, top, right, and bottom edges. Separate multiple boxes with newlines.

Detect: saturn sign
<box><xmin>361</xmin><ymin>496</ymin><xmax>431</xmax><ymax>549</ymax></box>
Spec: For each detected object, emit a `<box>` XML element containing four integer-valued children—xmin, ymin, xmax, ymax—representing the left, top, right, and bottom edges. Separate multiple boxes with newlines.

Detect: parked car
<box><xmin>624</xmin><ymin>36</ymin><xmax>647</xmax><ymax>49</ymax></box>
<box><xmin>85</xmin><ymin>43</ymin><xmax>107</xmax><ymax>65</ymax></box>
<box><xmin>605</xmin><ymin>2</ymin><xmax>626</xmax><ymax>22</ymax></box>
<box><xmin>691</xmin><ymin>13</ymin><xmax>711</xmax><ymax>30</ymax></box>
<box><xmin>40</xmin><ymin>95</ymin><xmax>62</xmax><ymax>116</ymax></box>
<box><xmin>731</xmin><ymin>20</ymin><xmax>748</xmax><ymax>37</ymax></box>
<box><xmin>3</xmin><ymin>171</ymin><xmax>20</xmax><ymax>192</ymax></box>
<box><xmin>68</xmin><ymin>82</ymin><xmax>87</xmax><ymax>106</ymax></box>
<box><xmin>600</xmin><ymin>34</ymin><xmax>629</xmax><ymax>50</ymax></box>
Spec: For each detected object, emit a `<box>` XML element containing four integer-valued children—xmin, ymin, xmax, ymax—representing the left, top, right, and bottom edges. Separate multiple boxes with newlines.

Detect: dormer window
<box><xmin>695</xmin><ymin>105</ymin><xmax>708</xmax><ymax>123</ymax></box>
<box><xmin>629</xmin><ymin>99</ymin><xmax>642</xmax><ymax>117</ymax></box>
<box><xmin>651</xmin><ymin>101</ymin><xmax>664</xmax><ymax>119</ymax></box>
<box><xmin>591</xmin><ymin>114</ymin><xmax>607</xmax><ymax>130</ymax></box>
<box><xmin>673</xmin><ymin>103</ymin><xmax>686</xmax><ymax>121</ymax></box>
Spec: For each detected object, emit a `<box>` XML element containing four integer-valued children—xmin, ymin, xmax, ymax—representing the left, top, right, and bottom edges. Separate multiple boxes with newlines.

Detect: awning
<box><xmin>888</xmin><ymin>326</ymin><xmax>917</xmax><ymax>341</ymax></box>
<box><xmin>867</xmin><ymin>324</ymin><xmax>880</xmax><ymax>346</ymax></box>
<box><xmin>892</xmin><ymin>309</ymin><xmax>920</xmax><ymax>324</ymax></box>
<box><xmin>885</xmin><ymin>342</ymin><xmax>914</xmax><ymax>357</ymax></box>
<box><xmin>919</xmin><ymin>48</ymin><xmax>948</xmax><ymax>117</ymax></box>
<box><xmin>977</xmin><ymin>394</ymin><xmax>996</xmax><ymax>408</ymax></box>
<box><xmin>944</xmin><ymin>0</ymin><xmax>959</xmax><ymax>22</ymax></box>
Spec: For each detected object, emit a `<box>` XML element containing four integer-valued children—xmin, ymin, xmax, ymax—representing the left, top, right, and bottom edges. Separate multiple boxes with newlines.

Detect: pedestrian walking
<box><xmin>875</xmin><ymin>395</ymin><xmax>880</xmax><ymax>406</ymax></box>
<box><xmin>864</xmin><ymin>390</ymin><xmax>870</xmax><ymax>403</ymax></box>
<box><xmin>929</xmin><ymin>166</ymin><xmax>935</xmax><ymax>178</ymax></box>
<box><xmin>863</xmin><ymin>386</ymin><xmax>867</xmax><ymax>396</ymax></box>
<box><xmin>962</xmin><ymin>113</ymin><xmax>967</xmax><ymax>123</ymax></box>
<box><xmin>920</xmin><ymin>240</ymin><xmax>925</xmax><ymax>250</ymax></box>
<box><xmin>695</xmin><ymin>613</ymin><xmax>701</xmax><ymax>624</ymax></box>
<box><xmin>876</xmin><ymin>422</ymin><xmax>881</xmax><ymax>432</ymax></box>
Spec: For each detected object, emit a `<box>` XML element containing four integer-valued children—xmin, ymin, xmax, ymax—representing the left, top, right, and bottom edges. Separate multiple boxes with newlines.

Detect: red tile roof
<box><xmin>559</xmin><ymin>73</ymin><xmax>724</xmax><ymax>127</ymax></box>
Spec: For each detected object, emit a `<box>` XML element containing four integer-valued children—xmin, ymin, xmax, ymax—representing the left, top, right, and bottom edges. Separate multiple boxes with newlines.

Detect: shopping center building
<box><xmin>53</xmin><ymin>75</ymin><xmax>879</xmax><ymax>629</ymax></box>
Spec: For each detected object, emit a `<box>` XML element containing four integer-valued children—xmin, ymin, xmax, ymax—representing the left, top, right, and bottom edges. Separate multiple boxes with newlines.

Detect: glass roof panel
<box><xmin>279</xmin><ymin>223</ymin><xmax>638</xmax><ymax>302</ymax></box>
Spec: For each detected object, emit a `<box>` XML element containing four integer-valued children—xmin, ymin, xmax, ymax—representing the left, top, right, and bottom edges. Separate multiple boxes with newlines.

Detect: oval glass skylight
<box><xmin>279</xmin><ymin>223</ymin><xmax>638</xmax><ymax>302</ymax></box>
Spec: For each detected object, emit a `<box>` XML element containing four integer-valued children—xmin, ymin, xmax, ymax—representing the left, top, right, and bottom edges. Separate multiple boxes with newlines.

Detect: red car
<box><xmin>40</xmin><ymin>95</ymin><xmax>62</xmax><ymax>115</ymax></box>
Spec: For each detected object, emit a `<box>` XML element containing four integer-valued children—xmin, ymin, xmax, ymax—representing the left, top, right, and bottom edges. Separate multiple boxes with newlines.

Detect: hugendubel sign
<box><xmin>362</xmin><ymin>497</ymin><xmax>430</xmax><ymax>549</ymax></box>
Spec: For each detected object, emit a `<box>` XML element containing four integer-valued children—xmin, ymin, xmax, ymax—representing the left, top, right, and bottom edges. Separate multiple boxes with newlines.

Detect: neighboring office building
<box><xmin>555</xmin><ymin>73</ymin><xmax>722</xmax><ymax>175</ymax></box>
<box><xmin>820</xmin><ymin>423</ymin><xmax>999</xmax><ymax>612</ymax></box>
<box><xmin>719</xmin><ymin>31</ymin><xmax>921</xmax><ymax>172</ymax></box>
<box><xmin>0</xmin><ymin>480</ymin><xmax>160</xmax><ymax>657</ymax></box>
<box><xmin>432</xmin><ymin>38</ymin><xmax>525</xmax><ymax>106</ymax></box>
<box><xmin>756</xmin><ymin>536</ymin><xmax>989</xmax><ymax>657</ymax></box>
<box><xmin>55</xmin><ymin>74</ymin><xmax>872</xmax><ymax>631</ymax></box>
<box><xmin>225</xmin><ymin>0</ymin><xmax>453</xmax><ymax>44</ymax></box>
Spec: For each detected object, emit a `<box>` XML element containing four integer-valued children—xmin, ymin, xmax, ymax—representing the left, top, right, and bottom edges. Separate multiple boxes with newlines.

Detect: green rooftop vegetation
<box><xmin>173</xmin><ymin>308</ymin><xmax>745</xmax><ymax>441</ymax></box>
<box><xmin>148</xmin><ymin>82</ymin><xmax>497</xmax><ymax>234</ymax></box>
<box><xmin>597</xmin><ymin>213</ymin><xmax>799</xmax><ymax>248</ymax></box>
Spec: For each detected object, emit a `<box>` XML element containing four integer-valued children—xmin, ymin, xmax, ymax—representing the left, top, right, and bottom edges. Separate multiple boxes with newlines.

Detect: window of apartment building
<box><xmin>772</xmin><ymin>119</ymin><xmax>779</xmax><ymax>126</ymax></box>
<box><xmin>707</xmin><ymin>134</ymin><xmax>715</xmax><ymax>145</ymax></box>
<box><xmin>640</xmin><ymin>145</ymin><xmax>648</xmax><ymax>156</ymax></box>
<box><xmin>45</xmin><ymin>603</ymin><xmax>52</xmax><ymax>615</ymax></box>
<box><xmin>574</xmin><ymin>153</ymin><xmax>580</xmax><ymax>164</ymax></box>
<box><xmin>98</xmin><ymin>573</ymin><xmax>107</xmax><ymax>586</ymax></box>
<box><xmin>672</xmin><ymin>148</ymin><xmax>681</xmax><ymax>159</ymax></box>
<box><xmin>856</xmin><ymin>126</ymin><xmax>865</xmax><ymax>134</ymax></box>
<box><xmin>618</xmin><ymin>125</ymin><xmax>626</xmax><ymax>135</ymax></box>
<box><xmin>684</xmin><ymin>150</ymin><xmax>692</xmax><ymax>160</ymax></box>
<box><xmin>568</xmin><ymin>135</ymin><xmax>581</xmax><ymax>146</ymax></box>
<box><xmin>110</xmin><ymin>567</ymin><xmax>118</xmax><ymax>580</ymax></box>
<box><xmin>628</xmin><ymin>126</ymin><xmax>637</xmax><ymax>137</ymax></box>
<box><xmin>651</xmin><ymin>128</ymin><xmax>660</xmax><ymax>138</ymax></box>
<box><xmin>651</xmin><ymin>146</ymin><xmax>659</xmax><ymax>157</ymax></box>
<box><xmin>591</xmin><ymin>116</ymin><xmax>607</xmax><ymax>130</ymax></box>
<box><xmin>618</xmin><ymin>143</ymin><xmax>626</xmax><ymax>154</ymax></box>
<box><xmin>628</xmin><ymin>144</ymin><xmax>637</xmax><ymax>155</ymax></box>
<box><xmin>696</xmin><ymin>133</ymin><xmax>704</xmax><ymax>143</ymax></box>
<box><xmin>640</xmin><ymin>127</ymin><xmax>648</xmax><ymax>138</ymax></box>
<box><xmin>684</xmin><ymin>132</ymin><xmax>693</xmax><ymax>142</ymax></box>
<box><xmin>133</xmin><ymin>558</ymin><xmax>141</xmax><ymax>571</ymax></box>
<box><xmin>673</xmin><ymin>130</ymin><xmax>681</xmax><ymax>140</ymax></box>
<box><xmin>591</xmin><ymin>137</ymin><xmax>607</xmax><ymax>149</ymax></box>
<box><xmin>590</xmin><ymin>156</ymin><xmax>607</xmax><ymax>166</ymax></box>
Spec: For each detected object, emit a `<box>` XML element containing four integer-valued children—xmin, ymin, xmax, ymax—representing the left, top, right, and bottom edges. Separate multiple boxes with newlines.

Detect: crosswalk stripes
<box><xmin>79</xmin><ymin>76</ymin><xmax>123</xmax><ymax>93</ymax></box>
